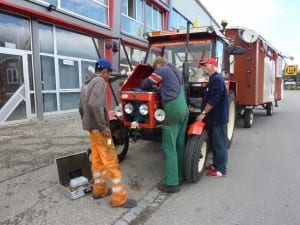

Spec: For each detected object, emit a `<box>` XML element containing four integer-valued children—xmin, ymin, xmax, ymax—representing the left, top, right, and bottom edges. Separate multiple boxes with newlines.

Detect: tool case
<box><xmin>55</xmin><ymin>151</ymin><xmax>93</xmax><ymax>199</ymax></box>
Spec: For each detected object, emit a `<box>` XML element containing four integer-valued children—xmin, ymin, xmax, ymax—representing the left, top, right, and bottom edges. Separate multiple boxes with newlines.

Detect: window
<box><xmin>170</xmin><ymin>9</ymin><xmax>187</xmax><ymax>29</ymax></box>
<box><xmin>43</xmin><ymin>93</ymin><xmax>57</xmax><ymax>112</ymax></box>
<box><xmin>131</xmin><ymin>48</ymin><xmax>146</xmax><ymax>65</ymax></box>
<box><xmin>145</xmin><ymin>4</ymin><xmax>162</xmax><ymax>32</ymax></box>
<box><xmin>39</xmin><ymin>23</ymin><xmax>54</xmax><ymax>54</ymax></box>
<box><xmin>121</xmin><ymin>0</ymin><xmax>144</xmax><ymax>37</ymax></box>
<box><xmin>144</xmin><ymin>40</ymin><xmax>213</xmax><ymax>82</ymax></box>
<box><xmin>120</xmin><ymin>45</ymin><xmax>146</xmax><ymax>74</ymax></box>
<box><xmin>28</xmin><ymin>55</ymin><xmax>34</xmax><ymax>91</ymax></box>
<box><xmin>41</xmin><ymin>56</ymin><xmax>56</xmax><ymax>90</ymax></box>
<box><xmin>122</xmin><ymin>0</ymin><xmax>143</xmax><ymax>21</ymax></box>
<box><xmin>6</xmin><ymin>101</ymin><xmax>26</xmax><ymax>121</ymax></box>
<box><xmin>0</xmin><ymin>12</ymin><xmax>31</xmax><ymax>50</ymax></box>
<box><xmin>58</xmin><ymin>59</ymin><xmax>79</xmax><ymax>89</ymax></box>
<box><xmin>136</xmin><ymin>0</ymin><xmax>143</xmax><ymax>21</ymax></box>
<box><xmin>81</xmin><ymin>61</ymin><xmax>95</xmax><ymax>85</ymax></box>
<box><xmin>56</xmin><ymin>28</ymin><xmax>98</xmax><ymax>59</ymax></box>
<box><xmin>7</xmin><ymin>68</ymin><xmax>19</xmax><ymax>84</ymax></box>
<box><xmin>59</xmin><ymin>93</ymin><xmax>80</xmax><ymax>110</ymax></box>
<box><xmin>35</xmin><ymin>1</ymin><xmax>108</xmax><ymax>24</ymax></box>
<box><xmin>128</xmin><ymin>0</ymin><xmax>136</xmax><ymax>18</ymax></box>
<box><xmin>121</xmin><ymin>0</ymin><xmax>162</xmax><ymax>37</ymax></box>
<box><xmin>60</xmin><ymin>0</ymin><xmax>108</xmax><ymax>25</ymax></box>
<box><xmin>38</xmin><ymin>23</ymin><xmax>100</xmax><ymax>113</ymax></box>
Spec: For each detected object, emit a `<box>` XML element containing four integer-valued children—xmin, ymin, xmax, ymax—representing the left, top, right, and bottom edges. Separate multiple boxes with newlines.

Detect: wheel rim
<box><xmin>270</xmin><ymin>104</ymin><xmax>273</xmax><ymax>114</ymax></box>
<box><xmin>197</xmin><ymin>141</ymin><xmax>207</xmax><ymax>172</ymax></box>
<box><xmin>249</xmin><ymin>112</ymin><xmax>254</xmax><ymax>125</ymax></box>
<box><xmin>227</xmin><ymin>101</ymin><xmax>235</xmax><ymax>140</ymax></box>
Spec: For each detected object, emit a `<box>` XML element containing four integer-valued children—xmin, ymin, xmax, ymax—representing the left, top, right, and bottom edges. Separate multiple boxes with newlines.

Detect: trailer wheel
<box><xmin>266</xmin><ymin>102</ymin><xmax>273</xmax><ymax>116</ymax></box>
<box><xmin>110</xmin><ymin>120</ymin><xmax>129</xmax><ymax>162</ymax></box>
<box><xmin>184</xmin><ymin>131</ymin><xmax>209</xmax><ymax>183</ymax></box>
<box><xmin>227</xmin><ymin>92</ymin><xmax>236</xmax><ymax>148</ymax></box>
<box><xmin>243</xmin><ymin>108</ymin><xmax>254</xmax><ymax>128</ymax></box>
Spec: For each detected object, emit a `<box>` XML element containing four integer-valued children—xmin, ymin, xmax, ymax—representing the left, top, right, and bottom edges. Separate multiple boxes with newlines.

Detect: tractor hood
<box><xmin>121</xmin><ymin>64</ymin><xmax>153</xmax><ymax>91</ymax></box>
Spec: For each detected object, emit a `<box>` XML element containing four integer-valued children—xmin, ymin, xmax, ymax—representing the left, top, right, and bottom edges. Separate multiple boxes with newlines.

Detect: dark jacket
<box><xmin>201</xmin><ymin>72</ymin><xmax>229</xmax><ymax>126</ymax></box>
<box><xmin>79</xmin><ymin>74</ymin><xmax>109</xmax><ymax>131</ymax></box>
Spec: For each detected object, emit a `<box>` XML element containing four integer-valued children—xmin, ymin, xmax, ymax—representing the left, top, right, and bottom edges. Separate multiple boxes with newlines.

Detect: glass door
<box><xmin>0</xmin><ymin>49</ymin><xmax>30</xmax><ymax>124</ymax></box>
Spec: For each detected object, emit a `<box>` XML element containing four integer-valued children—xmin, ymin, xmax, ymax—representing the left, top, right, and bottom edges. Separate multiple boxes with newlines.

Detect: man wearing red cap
<box><xmin>197</xmin><ymin>58</ymin><xmax>229</xmax><ymax>177</ymax></box>
<box><xmin>79</xmin><ymin>58</ymin><xmax>137</xmax><ymax>208</ymax></box>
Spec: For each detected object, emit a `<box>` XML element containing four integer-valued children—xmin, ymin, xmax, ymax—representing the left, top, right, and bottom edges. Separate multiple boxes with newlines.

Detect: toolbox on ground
<box><xmin>55</xmin><ymin>151</ymin><xmax>93</xmax><ymax>199</ymax></box>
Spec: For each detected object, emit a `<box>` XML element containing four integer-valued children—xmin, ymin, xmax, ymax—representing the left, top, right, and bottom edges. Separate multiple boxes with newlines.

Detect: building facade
<box><xmin>0</xmin><ymin>0</ymin><xmax>218</xmax><ymax>125</ymax></box>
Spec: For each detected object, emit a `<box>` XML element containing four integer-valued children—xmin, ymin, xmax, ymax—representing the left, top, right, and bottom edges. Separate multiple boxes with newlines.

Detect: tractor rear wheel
<box><xmin>227</xmin><ymin>92</ymin><xmax>236</xmax><ymax>148</ymax></box>
<box><xmin>184</xmin><ymin>131</ymin><xmax>209</xmax><ymax>183</ymax></box>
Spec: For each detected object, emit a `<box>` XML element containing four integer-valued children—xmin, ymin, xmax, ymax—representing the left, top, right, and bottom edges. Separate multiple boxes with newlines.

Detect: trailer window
<box><xmin>216</xmin><ymin>40</ymin><xmax>224</xmax><ymax>72</ymax></box>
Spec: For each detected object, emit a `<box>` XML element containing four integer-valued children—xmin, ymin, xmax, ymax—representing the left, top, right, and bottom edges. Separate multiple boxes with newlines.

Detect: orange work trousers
<box><xmin>89</xmin><ymin>130</ymin><xmax>127</xmax><ymax>207</ymax></box>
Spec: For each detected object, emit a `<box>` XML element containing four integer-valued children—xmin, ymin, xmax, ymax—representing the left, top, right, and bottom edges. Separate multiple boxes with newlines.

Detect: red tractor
<box><xmin>113</xmin><ymin>25</ymin><xmax>245</xmax><ymax>183</ymax></box>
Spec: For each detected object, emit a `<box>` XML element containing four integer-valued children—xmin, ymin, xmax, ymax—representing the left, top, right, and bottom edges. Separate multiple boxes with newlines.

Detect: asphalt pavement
<box><xmin>0</xmin><ymin>114</ymin><xmax>166</xmax><ymax>225</ymax></box>
<box><xmin>3</xmin><ymin>91</ymin><xmax>300</xmax><ymax>225</ymax></box>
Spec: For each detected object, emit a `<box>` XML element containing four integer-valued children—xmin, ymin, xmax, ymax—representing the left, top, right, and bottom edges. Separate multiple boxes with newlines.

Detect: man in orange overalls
<box><xmin>79</xmin><ymin>58</ymin><xmax>136</xmax><ymax>208</ymax></box>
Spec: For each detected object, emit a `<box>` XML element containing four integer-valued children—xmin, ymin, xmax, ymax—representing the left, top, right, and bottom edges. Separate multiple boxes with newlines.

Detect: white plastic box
<box><xmin>55</xmin><ymin>151</ymin><xmax>93</xmax><ymax>199</ymax></box>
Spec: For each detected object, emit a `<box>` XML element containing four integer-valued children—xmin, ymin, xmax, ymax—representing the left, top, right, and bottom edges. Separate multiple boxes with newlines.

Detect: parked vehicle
<box><xmin>109</xmin><ymin>23</ymin><xmax>284</xmax><ymax>183</ymax></box>
<box><xmin>224</xmin><ymin>27</ymin><xmax>284</xmax><ymax>127</ymax></box>
<box><xmin>115</xmin><ymin>24</ymin><xmax>243</xmax><ymax>182</ymax></box>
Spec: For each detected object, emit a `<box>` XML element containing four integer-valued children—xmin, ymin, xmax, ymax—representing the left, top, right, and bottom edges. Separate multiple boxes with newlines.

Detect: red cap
<box><xmin>199</xmin><ymin>58</ymin><xmax>218</xmax><ymax>67</ymax></box>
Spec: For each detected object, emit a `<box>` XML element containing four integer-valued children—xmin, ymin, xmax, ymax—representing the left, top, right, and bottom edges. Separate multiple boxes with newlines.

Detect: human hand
<box><xmin>196</xmin><ymin>113</ymin><xmax>205</xmax><ymax>122</ymax></box>
<box><xmin>101</xmin><ymin>128</ymin><xmax>111</xmax><ymax>137</ymax></box>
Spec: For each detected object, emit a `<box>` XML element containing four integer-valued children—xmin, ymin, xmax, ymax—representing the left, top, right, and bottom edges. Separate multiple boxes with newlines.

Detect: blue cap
<box><xmin>95</xmin><ymin>58</ymin><xmax>114</xmax><ymax>71</ymax></box>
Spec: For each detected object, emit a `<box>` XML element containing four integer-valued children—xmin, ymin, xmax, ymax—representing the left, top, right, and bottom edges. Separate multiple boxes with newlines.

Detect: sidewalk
<box><xmin>0</xmin><ymin>114</ymin><xmax>165</xmax><ymax>225</ymax></box>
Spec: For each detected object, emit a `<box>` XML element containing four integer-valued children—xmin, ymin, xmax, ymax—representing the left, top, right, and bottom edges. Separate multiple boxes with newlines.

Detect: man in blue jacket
<box><xmin>197</xmin><ymin>58</ymin><xmax>229</xmax><ymax>177</ymax></box>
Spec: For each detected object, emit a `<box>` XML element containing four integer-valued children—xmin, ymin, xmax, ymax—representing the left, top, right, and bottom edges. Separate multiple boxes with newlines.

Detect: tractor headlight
<box><xmin>124</xmin><ymin>103</ymin><xmax>133</xmax><ymax>114</ymax></box>
<box><xmin>154</xmin><ymin>109</ymin><xmax>165</xmax><ymax>122</ymax></box>
<box><xmin>139</xmin><ymin>104</ymin><xmax>149</xmax><ymax>116</ymax></box>
<box><xmin>114</xmin><ymin>105</ymin><xmax>123</xmax><ymax>117</ymax></box>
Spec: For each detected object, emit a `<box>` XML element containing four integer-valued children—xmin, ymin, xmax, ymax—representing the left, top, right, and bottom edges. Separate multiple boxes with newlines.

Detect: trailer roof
<box><xmin>225</xmin><ymin>26</ymin><xmax>284</xmax><ymax>57</ymax></box>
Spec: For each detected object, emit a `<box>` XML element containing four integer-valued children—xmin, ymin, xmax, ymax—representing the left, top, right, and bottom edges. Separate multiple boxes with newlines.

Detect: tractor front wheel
<box><xmin>110</xmin><ymin>120</ymin><xmax>129</xmax><ymax>162</ymax></box>
<box><xmin>184</xmin><ymin>131</ymin><xmax>209</xmax><ymax>183</ymax></box>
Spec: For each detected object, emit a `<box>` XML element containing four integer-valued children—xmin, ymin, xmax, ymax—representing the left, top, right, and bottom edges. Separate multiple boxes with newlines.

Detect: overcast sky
<box><xmin>200</xmin><ymin>0</ymin><xmax>300</xmax><ymax>68</ymax></box>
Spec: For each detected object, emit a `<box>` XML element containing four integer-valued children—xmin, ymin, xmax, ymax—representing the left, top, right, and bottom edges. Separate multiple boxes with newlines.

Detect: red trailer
<box><xmin>224</xmin><ymin>27</ymin><xmax>284</xmax><ymax>127</ymax></box>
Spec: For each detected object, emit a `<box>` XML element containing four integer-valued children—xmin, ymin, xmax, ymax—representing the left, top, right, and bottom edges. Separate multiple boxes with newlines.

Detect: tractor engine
<box><xmin>118</xmin><ymin>64</ymin><xmax>165</xmax><ymax>141</ymax></box>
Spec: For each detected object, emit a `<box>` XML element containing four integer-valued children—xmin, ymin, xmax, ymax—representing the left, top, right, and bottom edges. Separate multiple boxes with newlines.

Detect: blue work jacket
<box><xmin>201</xmin><ymin>72</ymin><xmax>229</xmax><ymax>126</ymax></box>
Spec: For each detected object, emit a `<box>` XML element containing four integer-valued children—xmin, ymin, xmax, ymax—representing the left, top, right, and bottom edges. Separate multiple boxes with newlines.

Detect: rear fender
<box><xmin>187</xmin><ymin>121</ymin><xmax>206</xmax><ymax>135</ymax></box>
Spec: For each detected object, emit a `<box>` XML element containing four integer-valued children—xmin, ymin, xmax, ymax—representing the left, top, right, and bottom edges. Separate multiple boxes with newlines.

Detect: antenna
<box><xmin>242</xmin><ymin>29</ymin><xmax>258</xmax><ymax>43</ymax></box>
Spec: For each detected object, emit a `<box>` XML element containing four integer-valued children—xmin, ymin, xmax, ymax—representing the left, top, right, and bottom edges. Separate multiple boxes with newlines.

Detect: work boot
<box><xmin>92</xmin><ymin>188</ymin><xmax>112</xmax><ymax>199</ymax></box>
<box><xmin>113</xmin><ymin>199</ymin><xmax>137</xmax><ymax>208</ymax></box>
<box><xmin>157</xmin><ymin>184</ymin><xmax>180</xmax><ymax>193</ymax></box>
